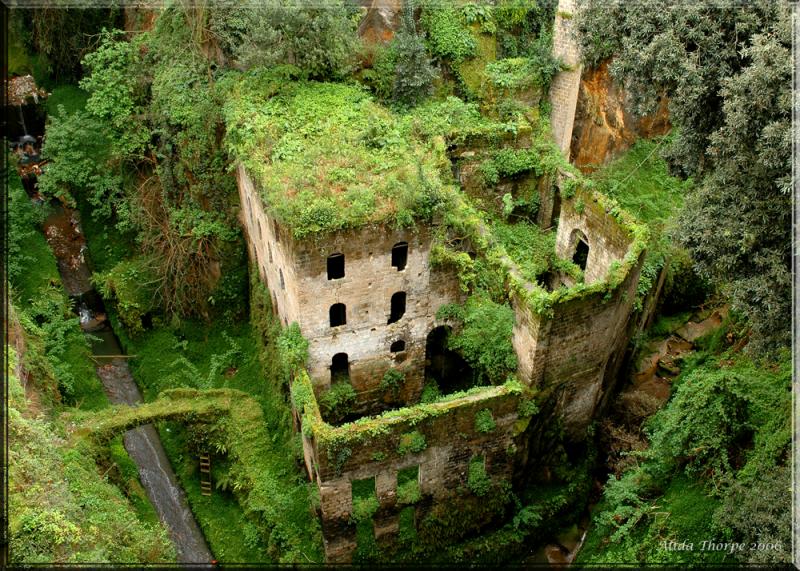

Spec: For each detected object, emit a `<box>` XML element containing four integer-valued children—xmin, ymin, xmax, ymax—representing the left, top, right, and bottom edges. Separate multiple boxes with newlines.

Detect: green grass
<box><xmin>159</xmin><ymin>422</ymin><xmax>268</xmax><ymax>562</ymax></box>
<box><xmin>77</xmin><ymin>194</ymin><xmax>137</xmax><ymax>274</ymax></box>
<box><xmin>46</xmin><ymin>85</ymin><xmax>90</xmax><ymax>117</ymax></box>
<box><xmin>490</xmin><ymin>219</ymin><xmax>555</xmax><ymax>283</ymax></box>
<box><xmin>590</xmin><ymin>137</ymin><xmax>691</xmax><ymax>226</ymax></box>
<box><xmin>108</xmin><ymin>436</ymin><xmax>162</xmax><ymax>528</ymax></box>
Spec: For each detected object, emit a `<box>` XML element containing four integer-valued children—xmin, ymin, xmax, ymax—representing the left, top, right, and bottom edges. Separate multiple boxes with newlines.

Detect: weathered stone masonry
<box><xmin>238</xmin><ymin>155</ymin><xmax>644</xmax><ymax>561</ymax></box>
<box><xmin>238</xmin><ymin>165</ymin><xmax>463</xmax><ymax>416</ymax></box>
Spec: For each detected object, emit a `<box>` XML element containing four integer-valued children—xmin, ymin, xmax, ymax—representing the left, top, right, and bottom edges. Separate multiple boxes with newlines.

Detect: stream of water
<box><xmin>18</xmin><ymin>132</ymin><xmax>213</xmax><ymax>564</ymax></box>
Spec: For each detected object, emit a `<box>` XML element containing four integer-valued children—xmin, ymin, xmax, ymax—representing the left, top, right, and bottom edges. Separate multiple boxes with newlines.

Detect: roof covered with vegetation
<box><xmin>222</xmin><ymin>68</ymin><xmax>453</xmax><ymax>239</ymax></box>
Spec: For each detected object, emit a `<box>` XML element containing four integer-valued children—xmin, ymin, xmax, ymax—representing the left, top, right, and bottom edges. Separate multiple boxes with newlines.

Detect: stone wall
<box><xmin>513</xmin><ymin>180</ymin><xmax>644</xmax><ymax>440</ymax></box>
<box><xmin>548</xmin><ymin>0</ymin><xmax>582</xmax><ymax>158</ymax></box>
<box><xmin>237</xmin><ymin>165</ymin><xmax>463</xmax><ymax>416</ymax></box>
<box><xmin>307</xmin><ymin>384</ymin><xmax>522</xmax><ymax>562</ymax></box>
<box><xmin>554</xmin><ymin>181</ymin><xmax>633</xmax><ymax>285</ymax></box>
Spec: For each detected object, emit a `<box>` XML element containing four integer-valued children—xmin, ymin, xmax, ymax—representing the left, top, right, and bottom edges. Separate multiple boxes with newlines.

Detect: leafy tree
<box><xmin>209</xmin><ymin>0</ymin><xmax>360</xmax><ymax>79</ymax></box>
<box><xmin>392</xmin><ymin>0</ymin><xmax>437</xmax><ymax>108</ymax></box>
<box><xmin>575</xmin><ymin>0</ymin><xmax>791</xmax><ymax>353</ymax></box>
<box><xmin>24</xmin><ymin>3</ymin><xmax>122</xmax><ymax>83</ymax></box>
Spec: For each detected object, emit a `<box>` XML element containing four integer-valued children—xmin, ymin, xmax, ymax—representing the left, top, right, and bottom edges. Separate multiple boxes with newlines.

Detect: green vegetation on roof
<box><xmin>222</xmin><ymin>69</ymin><xmax>452</xmax><ymax>238</ymax></box>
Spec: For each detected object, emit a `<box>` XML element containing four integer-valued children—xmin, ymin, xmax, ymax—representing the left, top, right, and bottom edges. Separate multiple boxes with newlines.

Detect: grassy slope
<box><xmin>590</xmin><ymin>137</ymin><xmax>690</xmax><ymax>226</ymax></box>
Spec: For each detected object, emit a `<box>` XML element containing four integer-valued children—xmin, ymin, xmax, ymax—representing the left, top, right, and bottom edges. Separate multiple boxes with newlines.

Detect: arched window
<box><xmin>388</xmin><ymin>292</ymin><xmax>406</xmax><ymax>324</ymax></box>
<box><xmin>329</xmin><ymin>303</ymin><xmax>346</xmax><ymax>327</ymax></box>
<box><xmin>331</xmin><ymin>353</ymin><xmax>350</xmax><ymax>382</ymax></box>
<box><xmin>327</xmin><ymin>253</ymin><xmax>345</xmax><ymax>280</ymax></box>
<box><xmin>392</xmin><ymin>242</ymin><xmax>408</xmax><ymax>271</ymax></box>
<box><xmin>390</xmin><ymin>339</ymin><xmax>406</xmax><ymax>353</ymax></box>
<box><xmin>570</xmin><ymin>229</ymin><xmax>590</xmax><ymax>272</ymax></box>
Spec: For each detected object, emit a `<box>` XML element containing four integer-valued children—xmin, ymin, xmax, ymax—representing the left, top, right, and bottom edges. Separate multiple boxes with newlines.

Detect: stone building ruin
<box><xmin>227</xmin><ymin>0</ymin><xmax>647</xmax><ymax>562</ymax></box>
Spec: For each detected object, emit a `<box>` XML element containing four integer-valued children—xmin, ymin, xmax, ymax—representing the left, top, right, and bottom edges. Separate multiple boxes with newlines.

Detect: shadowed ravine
<box><xmin>37</xmin><ymin>187</ymin><xmax>213</xmax><ymax>564</ymax></box>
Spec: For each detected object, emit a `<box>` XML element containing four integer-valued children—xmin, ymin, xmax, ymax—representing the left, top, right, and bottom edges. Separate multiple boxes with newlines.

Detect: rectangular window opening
<box><xmin>392</xmin><ymin>242</ymin><xmax>408</xmax><ymax>271</ymax></box>
<box><xmin>327</xmin><ymin>253</ymin><xmax>345</xmax><ymax>280</ymax></box>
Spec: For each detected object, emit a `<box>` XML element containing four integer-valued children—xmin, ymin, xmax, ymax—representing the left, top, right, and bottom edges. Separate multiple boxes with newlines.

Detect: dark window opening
<box><xmin>392</xmin><ymin>242</ymin><xmax>408</xmax><ymax>271</ymax></box>
<box><xmin>273</xmin><ymin>220</ymin><xmax>280</xmax><ymax>242</ymax></box>
<box><xmin>331</xmin><ymin>352</ymin><xmax>350</xmax><ymax>382</ymax></box>
<box><xmin>330</xmin><ymin>303</ymin><xmax>347</xmax><ymax>327</ymax></box>
<box><xmin>572</xmin><ymin>239</ymin><xmax>589</xmax><ymax>272</ymax></box>
<box><xmin>425</xmin><ymin>326</ymin><xmax>474</xmax><ymax>395</ymax></box>
<box><xmin>388</xmin><ymin>292</ymin><xmax>406</xmax><ymax>324</ymax></box>
<box><xmin>327</xmin><ymin>253</ymin><xmax>345</xmax><ymax>280</ymax></box>
<box><xmin>268</xmin><ymin>243</ymin><xmax>273</xmax><ymax>263</ymax></box>
<box><xmin>279</xmin><ymin>269</ymin><xmax>285</xmax><ymax>290</ymax></box>
<box><xmin>390</xmin><ymin>339</ymin><xmax>406</xmax><ymax>353</ymax></box>
<box><xmin>258</xmin><ymin>220</ymin><xmax>263</xmax><ymax>239</ymax></box>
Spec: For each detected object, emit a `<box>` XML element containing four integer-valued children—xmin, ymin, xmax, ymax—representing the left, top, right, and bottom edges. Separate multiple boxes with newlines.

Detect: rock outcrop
<box><xmin>570</xmin><ymin>60</ymin><xmax>670</xmax><ymax>173</ymax></box>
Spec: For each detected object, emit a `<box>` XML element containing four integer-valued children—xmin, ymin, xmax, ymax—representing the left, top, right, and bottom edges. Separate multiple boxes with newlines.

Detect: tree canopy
<box><xmin>575</xmin><ymin>0</ymin><xmax>791</xmax><ymax>353</ymax></box>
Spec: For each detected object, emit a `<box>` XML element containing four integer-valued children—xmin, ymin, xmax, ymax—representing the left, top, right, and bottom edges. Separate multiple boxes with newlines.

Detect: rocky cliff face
<box><xmin>570</xmin><ymin>60</ymin><xmax>670</xmax><ymax>173</ymax></box>
<box><xmin>358</xmin><ymin>0</ymin><xmax>402</xmax><ymax>44</ymax></box>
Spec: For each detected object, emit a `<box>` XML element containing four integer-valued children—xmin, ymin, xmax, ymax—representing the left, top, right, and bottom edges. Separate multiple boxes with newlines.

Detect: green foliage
<box><xmin>93</xmin><ymin>257</ymin><xmax>158</xmax><ymax>335</ymax></box>
<box><xmin>397</xmin><ymin>431</ymin><xmax>427</xmax><ymax>455</ymax></box>
<box><xmin>437</xmin><ymin>296</ymin><xmax>517</xmax><ymax>385</ymax></box>
<box><xmin>577</xmin><ymin>1</ymin><xmax>791</xmax><ymax>353</ymax></box>
<box><xmin>712</xmin><ymin>466</ymin><xmax>791</xmax><ymax>565</ymax></box>
<box><xmin>583</xmin><ymin>346</ymin><xmax>790</xmax><ymax>565</ymax></box>
<box><xmin>45</xmin><ymin>85</ymin><xmax>89</xmax><ymax>117</ymax></box>
<box><xmin>223</xmin><ymin>75</ymin><xmax>449</xmax><ymax>238</ymax></box>
<box><xmin>420</xmin><ymin>380</ymin><xmax>442</xmax><ymax>403</ymax></box>
<box><xmin>517</xmin><ymin>397</ymin><xmax>538</xmax><ymax>418</ymax></box>
<box><xmin>351</xmin><ymin>476</ymin><xmax>379</xmax><ymax>523</ymax></box>
<box><xmin>474</xmin><ymin>409</ymin><xmax>496</xmax><ymax>433</ymax></box>
<box><xmin>590</xmin><ymin>138</ymin><xmax>690</xmax><ymax>224</ymax></box>
<box><xmin>38</xmin><ymin>106</ymin><xmax>122</xmax><ymax>208</ymax></box>
<box><xmin>398</xmin><ymin>507</ymin><xmax>418</xmax><ymax>544</ymax></box>
<box><xmin>380</xmin><ymin>368</ymin><xmax>406</xmax><ymax>399</ymax></box>
<box><xmin>467</xmin><ymin>456</ymin><xmax>491</xmax><ymax>496</ymax></box>
<box><xmin>485</xmin><ymin>56</ymin><xmax>559</xmax><ymax>91</ymax></box>
<box><xmin>397</xmin><ymin>466</ymin><xmax>422</xmax><ymax>505</ymax></box>
<box><xmin>276</xmin><ymin>323</ymin><xmax>309</xmax><ymax>381</ymax></box>
<box><xmin>392</xmin><ymin>0</ymin><xmax>437</xmax><ymax>108</ymax></box>
<box><xmin>7</xmin><ymin>172</ymin><xmax>50</xmax><ymax>297</ymax></box>
<box><xmin>351</xmin><ymin>496</ymin><xmax>380</xmax><ymax>524</ymax></box>
<box><xmin>480</xmin><ymin>148</ymin><xmax>543</xmax><ymax>185</ymax></box>
<box><xmin>7</xmin><ymin>347</ymin><xmax>174</xmax><ymax>565</ymax></box>
<box><xmin>319</xmin><ymin>382</ymin><xmax>357</xmax><ymax>425</ymax></box>
<box><xmin>211</xmin><ymin>1</ymin><xmax>360</xmax><ymax>79</ymax></box>
<box><xmin>491</xmin><ymin>221</ymin><xmax>554</xmax><ymax>283</ymax></box>
<box><xmin>25</xmin><ymin>5</ymin><xmax>122</xmax><ymax>83</ymax></box>
<box><xmin>421</xmin><ymin>3</ymin><xmax>478</xmax><ymax>63</ymax></box>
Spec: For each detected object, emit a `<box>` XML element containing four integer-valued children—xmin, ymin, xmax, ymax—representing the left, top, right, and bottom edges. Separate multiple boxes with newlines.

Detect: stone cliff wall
<box><xmin>570</xmin><ymin>60</ymin><xmax>670</xmax><ymax>172</ymax></box>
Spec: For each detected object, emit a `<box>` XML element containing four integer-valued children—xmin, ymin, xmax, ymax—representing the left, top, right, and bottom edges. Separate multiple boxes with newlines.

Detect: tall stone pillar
<box><xmin>548</xmin><ymin>0</ymin><xmax>583</xmax><ymax>160</ymax></box>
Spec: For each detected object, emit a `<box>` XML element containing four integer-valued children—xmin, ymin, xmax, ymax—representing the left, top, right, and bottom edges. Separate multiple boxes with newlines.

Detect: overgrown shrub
<box><xmin>319</xmin><ymin>382</ymin><xmax>357</xmax><ymax>424</ymax></box>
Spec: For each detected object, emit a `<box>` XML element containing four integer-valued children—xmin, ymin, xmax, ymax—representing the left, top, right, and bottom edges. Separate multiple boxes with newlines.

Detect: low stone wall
<box><xmin>291</xmin><ymin>371</ymin><xmax>526</xmax><ymax>562</ymax></box>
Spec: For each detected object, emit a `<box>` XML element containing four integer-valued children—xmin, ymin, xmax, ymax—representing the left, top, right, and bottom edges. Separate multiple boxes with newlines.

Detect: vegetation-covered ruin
<box><xmin>5</xmin><ymin>0</ymin><xmax>792</xmax><ymax>567</ymax></box>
